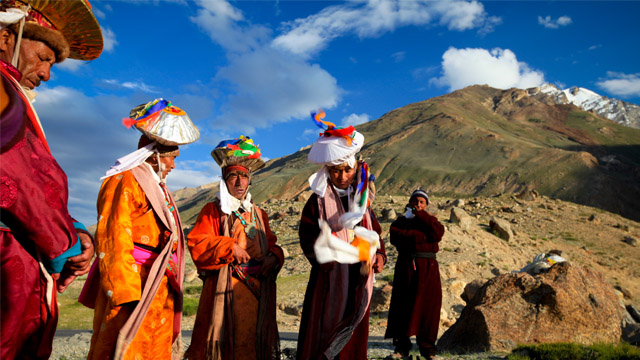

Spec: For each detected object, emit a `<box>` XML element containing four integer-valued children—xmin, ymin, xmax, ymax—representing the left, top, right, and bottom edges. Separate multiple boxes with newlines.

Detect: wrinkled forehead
<box><xmin>328</xmin><ymin>163</ymin><xmax>353</xmax><ymax>171</ymax></box>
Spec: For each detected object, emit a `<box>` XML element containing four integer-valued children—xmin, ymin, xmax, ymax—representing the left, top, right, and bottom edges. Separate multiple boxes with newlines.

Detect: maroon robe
<box><xmin>384</xmin><ymin>210</ymin><xmax>444</xmax><ymax>355</ymax></box>
<box><xmin>1</xmin><ymin>67</ymin><xmax>78</xmax><ymax>359</ymax></box>
<box><xmin>297</xmin><ymin>192</ymin><xmax>384</xmax><ymax>360</ymax></box>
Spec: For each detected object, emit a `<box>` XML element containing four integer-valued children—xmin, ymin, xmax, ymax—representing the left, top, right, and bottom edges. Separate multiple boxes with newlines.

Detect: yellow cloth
<box><xmin>88</xmin><ymin>170</ymin><xmax>176</xmax><ymax>360</ymax></box>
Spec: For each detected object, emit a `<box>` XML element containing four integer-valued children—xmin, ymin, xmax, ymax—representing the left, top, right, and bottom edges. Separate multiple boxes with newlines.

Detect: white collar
<box><xmin>218</xmin><ymin>178</ymin><xmax>253</xmax><ymax>214</ymax></box>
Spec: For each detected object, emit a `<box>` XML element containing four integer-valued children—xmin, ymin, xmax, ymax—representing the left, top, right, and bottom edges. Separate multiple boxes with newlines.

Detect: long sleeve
<box><xmin>187</xmin><ymin>202</ymin><xmax>235</xmax><ymax>271</ymax></box>
<box><xmin>259</xmin><ymin>208</ymin><xmax>284</xmax><ymax>268</ymax></box>
<box><xmin>0</xmin><ymin>79</ymin><xmax>77</xmax><ymax>265</ymax></box>
<box><xmin>299</xmin><ymin>194</ymin><xmax>321</xmax><ymax>265</ymax></box>
<box><xmin>94</xmin><ymin>172</ymin><xmax>144</xmax><ymax>306</ymax></box>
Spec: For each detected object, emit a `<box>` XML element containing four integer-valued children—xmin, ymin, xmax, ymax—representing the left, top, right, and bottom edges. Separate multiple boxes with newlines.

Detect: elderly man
<box><xmin>385</xmin><ymin>189</ymin><xmax>445</xmax><ymax>360</ymax></box>
<box><xmin>79</xmin><ymin>99</ymin><xmax>199</xmax><ymax>359</ymax></box>
<box><xmin>0</xmin><ymin>1</ymin><xmax>102</xmax><ymax>358</ymax></box>
<box><xmin>186</xmin><ymin>136</ymin><xmax>284</xmax><ymax>360</ymax></box>
<box><xmin>297</xmin><ymin>111</ymin><xmax>386</xmax><ymax>360</ymax></box>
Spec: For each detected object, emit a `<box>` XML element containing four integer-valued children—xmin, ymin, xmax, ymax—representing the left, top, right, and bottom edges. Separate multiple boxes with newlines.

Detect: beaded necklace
<box><xmin>233</xmin><ymin>209</ymin><xmax>258</xmax><ymax>239</ymax></box>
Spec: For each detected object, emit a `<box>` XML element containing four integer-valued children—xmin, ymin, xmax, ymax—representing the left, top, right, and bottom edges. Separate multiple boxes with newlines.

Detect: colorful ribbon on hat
<box><xmin>122</xmin><ymin>98</ymin><xmax>171</xmax><ymax>128</ymax></box>
<box><xmin>311</xmin><ymin>109</ymin><xmax>356</xmax><ymax>145</ymax></box>
<box><xmin>216</xmin><ymin>135</ymin><xmax>261</xmax><ymax>159</ymax></box>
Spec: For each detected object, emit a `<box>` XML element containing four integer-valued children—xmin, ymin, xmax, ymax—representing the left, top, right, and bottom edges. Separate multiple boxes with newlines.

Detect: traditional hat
<box><xmin>0</xmin><ymin>0</ymin><xmax>103</xmax><ymax>61</ymax></box>
<box><xmin>211</xmin><ymin>135</ymin><xmax>265</xmax><ymax>174</ymax></box>
<box><xmin>123</xmin><ymin>98</ymin><xmax>200</xmax><ymax>146</ymax></box>
<box><xmin>307</xmin><ymin>109</ymin><xmax>364</xmax><ymax>166</ymax></box>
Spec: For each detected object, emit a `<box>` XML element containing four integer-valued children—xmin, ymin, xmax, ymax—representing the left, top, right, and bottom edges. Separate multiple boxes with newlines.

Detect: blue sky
<box><xmin>33</xmin><ymin>0</ymin><xmax>640</xmax><ymax>225</ymax></box>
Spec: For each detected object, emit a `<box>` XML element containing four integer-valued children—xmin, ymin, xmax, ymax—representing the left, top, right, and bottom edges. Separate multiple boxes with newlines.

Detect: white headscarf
<box><xmin>101</xmin><ymin>143</ymin><xmax>156</xmax><ymax>180</ymax></box>
<box><xmin>218</xmin><ymin>177</ymin><xmax>253</xmax><ymax>215</ymax></box>
<box><xmin>307</xmin><ymin>130</ymin><xmax>363</xmax><ymax>197</ymax></box>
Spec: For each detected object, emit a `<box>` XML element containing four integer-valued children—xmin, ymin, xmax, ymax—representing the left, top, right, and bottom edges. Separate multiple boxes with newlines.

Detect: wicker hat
<box><xmin>1</xmin><ymin>0</ymin><xmax>103</xmax><ymax>60</ymax></box>
<box><xmin>211</xmin><ymin>135</ymin><xmax>265</xmax><ymax>174</ymax></box>
<box><xmin>123</xmin><ymin>98</ymin><xmax>200</xmax><ymax>146</ymax></box>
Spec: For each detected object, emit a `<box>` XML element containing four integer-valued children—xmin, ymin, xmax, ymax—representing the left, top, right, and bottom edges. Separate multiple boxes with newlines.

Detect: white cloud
<box><xmin>93</xmin><ymin>7</ymin><xmax>106</xmax><ymax>20</ymax></box>
<box><xmin>430</xmin><ymin>47</ymin><xmax>545</xmax><ymax>91</ymax></box>
<box><xmin>56</xmin><ymin>59</ymin><xmax>84</xmax><ymax>72</ymax></box>
<box><xmin>215</xmin><ymin>47</ymin><xmax>340</xmax><ymax>131</ymax></box>
<box><xmin>101</xmin><ymin>27</ymin><xmax>118</xmax><ymax>53</ymax></box>
<box><xmin>538</xmin><ymin>15</ymin><xmax>572</xmax><ymax>29</ymax></box>
<box><xmin>103</xmin><ymin>79</ymin><xmax>159</xmax><ymax>93</ymax></box>
<box><xmin>392</xmin><ymin>51</ymin><xmax>406</xmax><ymax>63</ymax></box>
<box><xmin>190</xmin><ymin>0</ymin><xmax>271</xmax><ymax>53</ymax></box>
<box><xmin>273</xmin><ymin>0</ymin><xmax>498</xmax><ymax>57</ymax></box>
<box><xmin>588</xmin><ymin>44</ymin><xmax>602</xmax><ymax>51</ymax></box>
<box><xmin>597</xmin><ymin>72</ymin><xmax>640</xmax><ymax>98</ymax></box>
<box><xmin>341</xmin><ymin>113</ymin><xmax>370</xmax><ymax>127</ymax></box>
<box><xmin>31</xmin><ymin>86</ymin><xmax>217</xmax><ymax>225</ymax></box>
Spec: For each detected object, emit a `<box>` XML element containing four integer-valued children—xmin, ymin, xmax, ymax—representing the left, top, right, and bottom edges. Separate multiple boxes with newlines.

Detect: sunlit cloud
<box><xmin>273</xmin><ymin>0</ymin><xmax>498</xmax><ymax>57</ymax></box>
<box><xmin>430</xmin><ymin>47</ymin><xmax>545</xmax><ymax>91</ymax></box>
<box><xmin>597</xmin><ymin>72</ymin><xmax>640</xmax><ymax>98</ymax></box>
<box><xmin>341</xmin><ymin>113</ymin><xmax>370</xmax><ymax>127</ymax></box>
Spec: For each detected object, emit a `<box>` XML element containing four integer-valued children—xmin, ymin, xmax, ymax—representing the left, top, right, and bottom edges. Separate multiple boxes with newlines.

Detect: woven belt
<box><xmin>414</xmin><ymin>252</ymin><xmax>436</xmax><ymax>259</ymax></box>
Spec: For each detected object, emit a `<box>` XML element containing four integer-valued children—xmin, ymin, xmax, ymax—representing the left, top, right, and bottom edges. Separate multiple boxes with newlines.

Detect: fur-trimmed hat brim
<box><xmin>20</xmin><ymin>22</ymin><xmax>69</xmax><ymax>62</ymax></box>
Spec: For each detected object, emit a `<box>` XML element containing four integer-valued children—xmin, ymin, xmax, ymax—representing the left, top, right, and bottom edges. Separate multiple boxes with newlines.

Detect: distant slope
<box><xmin>179</xmin><ymin>85</ymin><xmax>640</xmax><ymax>223</ymax></box>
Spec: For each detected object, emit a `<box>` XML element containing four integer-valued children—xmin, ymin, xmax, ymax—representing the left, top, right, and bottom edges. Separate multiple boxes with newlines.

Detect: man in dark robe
<box><xmin>385</xmin><ymin>189</ymin><xmax>445</xmax><ymax>359</ymax></box>
<box><xmin>297</xmin><ymin>114</ymin><xmax>386</xmax><ymax>360</ymax></box>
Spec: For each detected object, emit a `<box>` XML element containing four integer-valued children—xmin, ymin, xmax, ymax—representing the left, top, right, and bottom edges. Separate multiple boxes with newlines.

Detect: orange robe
<box><xmin>186</xmin><ymin>201</ymin><xmax>284</xmax><ymax>360</ymax></box>
<box><xmin>87</xmin><ymin>167</ymin><xmax>180</xmax><ymax>360</ymax></box>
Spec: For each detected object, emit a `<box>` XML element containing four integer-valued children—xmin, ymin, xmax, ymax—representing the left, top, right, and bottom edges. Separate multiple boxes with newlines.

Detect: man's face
<box><xmin>17</xmin><ymin>38</ymin><xmax>55</xmax><ymax>89</ymax></box>
<box><xmin>149</xmin><ymin>152</ymin><xmax>178</xmax><ymax>179</ymax></box>
<box><xmin>328</xmin><ymin>164</ymin><xmax>356</xmax><ymax>190</ymax></box>
<box><xmin>225</xmin><ymin>170</ymin><xmax>250</xmax><ymax>199</ymax></box>
<box><xmin>409</xmin><ymin>196</ymin><xmax>428</xmax><ymax>212</ymax></box>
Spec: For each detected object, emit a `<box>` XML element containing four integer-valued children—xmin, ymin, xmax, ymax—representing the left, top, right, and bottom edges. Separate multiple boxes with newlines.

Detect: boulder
<box><xmin>438</xmin><ymin>262</ymin><xmax>623</xmax><ymax>353</ymax></box>
<box><xmin>270</xmin><ymin>211</ymin><xmax>286</xmax><ymax>221</ymax></box>
<box><xmin>450</xmin><ymin>207</ymin><xmax>473</xmax><ymax>232</ymax></box>
<box><xmin>461</xmin><ymin>279</ymin><xmax>485</xmax><ymax>304</ymax></box>
<box><xmin>489</xmin><ymin>217</ymin><xmax>513</xmax><ymax>241</ymax></box>
<box><xmin>381</xmin><ymin>208</ymin><xmax>397</xmax><ymax>222</ymax></box>
<box><xmin>371</xmin><ymin>284</ymin><xmax>393</xmax><ymax>313</ymax></box>
<box><xmin>622</xmin><ymin>236</ymin><xmax>638</xmax><ymax>247</ymax></box>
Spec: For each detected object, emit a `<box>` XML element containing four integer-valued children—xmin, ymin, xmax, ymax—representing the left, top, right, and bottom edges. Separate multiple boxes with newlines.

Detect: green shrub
<box><xmin>508</xmin><ymin>342</ymin><xmax>640</xmax><ymax>360</ymax></box>
<box><xmin>183</xmin><ymin>297</ymin><xmax>200</xmax><ymax>317</ymax></box>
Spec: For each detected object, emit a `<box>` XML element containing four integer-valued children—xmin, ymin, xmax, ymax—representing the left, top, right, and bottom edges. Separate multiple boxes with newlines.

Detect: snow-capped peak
<box><xmin>530</xmin><ymin>83</ymin><xmax>640</xmax><ymax>128</ymax></box>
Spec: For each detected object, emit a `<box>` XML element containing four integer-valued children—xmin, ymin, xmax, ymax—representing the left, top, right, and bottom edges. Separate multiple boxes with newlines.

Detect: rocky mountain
<box><xmin>231</xmin><ymin>85</ymin><xmax>638</xmax><ymax>224</ymax></box>
<box><xmin>175</xmin><ymin>85</ymin><xmax>640</xmax><ymax>225</ymax></box>
<box><xmin>529</xmin><ymin>83</ymin><xmax>640</xmax><ymax>129</ymax></box>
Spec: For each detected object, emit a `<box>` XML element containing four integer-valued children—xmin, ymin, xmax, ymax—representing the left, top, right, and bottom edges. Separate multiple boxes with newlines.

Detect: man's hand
<box><xmin>233</xmin><ymin>243</ymin><xmax>251</xmax><ymax>264</ymax></box>
<box><xmin>57</xmin><ymin>233</ymin><xmax>94</xmax><ymax>293</ymax></box>
<box><xmin>258</xmin><ymin>254</ymin><xmax>279</xmax><ymax>277</ymax></box>
<box><xmin>373</xmin><ymin>253</ymin><xmax>385</xmax><ymax>273</ymax></box>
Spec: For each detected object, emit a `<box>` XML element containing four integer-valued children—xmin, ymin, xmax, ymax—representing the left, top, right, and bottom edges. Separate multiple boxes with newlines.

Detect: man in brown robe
<box><xmin>186</xmin><ymin>136</ymin><xmax>284</xmax><ymax>360</ymax></box>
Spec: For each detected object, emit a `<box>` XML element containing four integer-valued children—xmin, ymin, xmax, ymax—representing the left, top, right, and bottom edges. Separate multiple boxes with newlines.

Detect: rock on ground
<box><xmin>439</xmin><ymin>262</ymin><xmax>623</xmax><ymax>352</ymax></box>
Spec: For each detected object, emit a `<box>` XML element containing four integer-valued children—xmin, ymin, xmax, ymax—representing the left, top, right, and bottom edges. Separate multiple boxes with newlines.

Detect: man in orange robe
<box><xmin>80</xmin><ymin>99</ymin><xmax>200</xmax><ymax>359</ymax></box>
<box><xmin>186</xmin><ymin>136</ymin><xmax>284</xmax><ymax>360</ymax></box>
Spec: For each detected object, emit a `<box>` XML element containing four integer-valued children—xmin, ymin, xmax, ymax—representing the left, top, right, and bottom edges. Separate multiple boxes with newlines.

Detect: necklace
<box><xmin>233</xmin><ymin>209</ymin><xmax>258</xmax><ymax>239</ymax></box>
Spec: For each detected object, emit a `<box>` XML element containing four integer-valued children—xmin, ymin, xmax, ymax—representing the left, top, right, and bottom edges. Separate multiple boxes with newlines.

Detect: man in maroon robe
<box><xmin>384</xmin><ymin>189</ymin><xmax>445</xmax><ymax>359</ymax></box>
<box><xmin>0</xmin><ymin>1</ymin><xmax>103</xmax><ymax>358</ymax></box>
<box><xmin>297</xmin><ymin>114</ymin><xmax>386</xmax><ymax>360</ymax></box>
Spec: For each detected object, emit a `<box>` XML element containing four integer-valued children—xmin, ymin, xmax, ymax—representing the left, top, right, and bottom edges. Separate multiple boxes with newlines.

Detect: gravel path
<box><xmin>51</xmin><ymin>330</ymin><xmax>504</xmax><ymax>359</ymax></box>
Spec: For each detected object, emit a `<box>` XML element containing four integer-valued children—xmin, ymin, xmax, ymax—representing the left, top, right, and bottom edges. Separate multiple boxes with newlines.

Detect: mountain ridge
<box><xmin>176</xmin><ymin>85</ymin><xmax>640</xmax><ymax>225</ymax></box>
